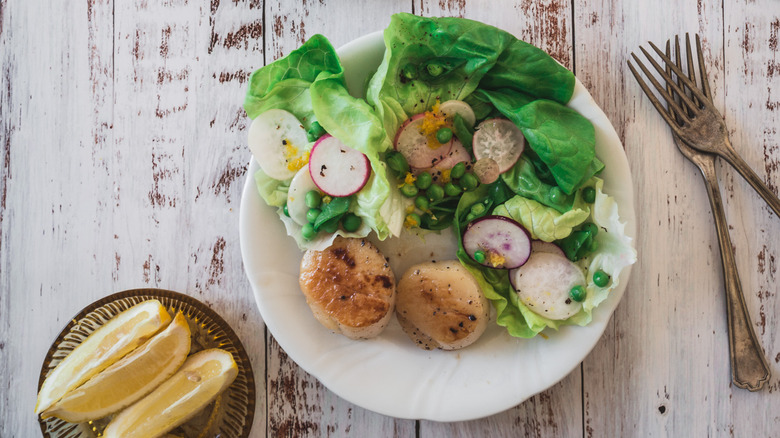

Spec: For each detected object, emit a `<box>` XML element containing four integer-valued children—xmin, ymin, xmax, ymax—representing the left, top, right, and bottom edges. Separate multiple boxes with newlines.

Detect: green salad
<box><xmin>244</xmin><ymin>14</ymin><xmax>636</xmax><ymax>339</ymax></box>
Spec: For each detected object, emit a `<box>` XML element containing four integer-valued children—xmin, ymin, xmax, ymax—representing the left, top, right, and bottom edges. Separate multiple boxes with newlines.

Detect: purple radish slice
<box><xmin>472</xmin><ymin>118</ymin><xmax>525</xmax><ymax>173</ymax></box>
<box><xmin>432</xmin><ymin>139</ymin><xmax>472</xmax><ymax>172</ymax></box>
<box><xmin>287</xmin><ymin>166</ymin><xmax>320</xmax><ymax>226</ymax></box>
<box><xmin>508</xmin><ymin>251</ymin><xmax>585</xmax><ymax>320</ymax></box>
<box><xmin>247</xmin><ymin>109</ymin><xmax>310</xmax><ymax>180</ymax></box>
<box><xmin>394</xmin><ymin>114</ymin><xmax>453</xmax><ymax>169</ymax></box>
<box><xmin>530</xmin><ymin>240</ymin><xmax>565</xmax><ymax>257</ymax></box>
<box><xmin>308</xmin><ymin>135</ymin><xmax>371</xmax><ymax>197</ymax></box>
<box><xmin>438</xmin><ymin>100</ymin><xmax>476</xmax><ymax>127</ymax></box>
<box><xmin>462</xmin><ymin>215</ymin><xmax>531</xmax><ymax>269</ymax></box>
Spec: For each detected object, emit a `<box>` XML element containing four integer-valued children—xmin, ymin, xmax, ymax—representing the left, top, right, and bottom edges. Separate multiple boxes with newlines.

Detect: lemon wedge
<box><xmin>35</xmin><ymin>299</ymin><xmax>172</xmax><ymax>415</ymax></box>
<box><xmin>103</xmin><ymin>348</ymin><xmax>239</xmax><ymax>438</ymax></box>
<box><xmin>42</xmin><ymin>312</ymin><xmax>191</xmax><ymax>422</ymax></box>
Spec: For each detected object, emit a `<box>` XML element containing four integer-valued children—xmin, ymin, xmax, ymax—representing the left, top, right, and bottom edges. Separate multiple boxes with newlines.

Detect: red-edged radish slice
<box><xmin>394</xmin><ymin>114</ymin><xmax>453</xmax><ymax>169</ymax></box>
<box><xmin>530</xmin><ymin>240</ymin><xmax>566</xmax><ymax>257</ymax></box>
<box><xmin>509</xmin><ymin>252</ymin><xmax>585</xmax><ymax>320</ymax></box>
<box><xmin>462</xmin><ymin>215</ymin><xmax>531</xmax><ymax>269</ymax></box>
<box><xmin>287</xmin><ymin>166</ymin><xmax>320</xmax><ymax>226</ymax></box>
<box><xmin>308</xmin><ymin>135</ymin><xmax>371</xmax><ymax>197</ymax></box>
<box><xmin>248</xmin><ymin>109</ymin><xmax>310</xmax><ymax>180</ymax></box>
<box><xmin>432</xmin><ymin>139</ymin><xmax>472</xmax><ymax>172</ymax></box>
<box><xmin>439</xmin><ymin>100</ymin><xmax>476</xmax><ymax>127</ymax></box>
<box><xmin>472</xmin><ymin>118</ymin><xmax>525</xmax><ymax>174</ymax></box>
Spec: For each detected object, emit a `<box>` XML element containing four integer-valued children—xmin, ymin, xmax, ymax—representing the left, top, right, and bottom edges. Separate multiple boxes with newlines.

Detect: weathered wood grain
<box><xmin>576</xmin><ymin>0</ymin><xmax>780</xmax><ymax>436</ymax></box>
<box><xmin>0</xmin><ymin>0</ymin><xmax>266</xmax><ymax>436</ymax></box>
<box><xmin>415</xmin><ymin>1</ymin><xmax>582</xmax><ymax>437</ymax></box>
<box><xmin>262</xmin><ymin>1</ymin><xmax>416</xmax><ymax>437</ymax></box>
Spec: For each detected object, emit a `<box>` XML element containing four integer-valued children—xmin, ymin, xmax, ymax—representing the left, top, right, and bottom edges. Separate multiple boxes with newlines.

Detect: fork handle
<box><xmin>719</xmin><ymin>139</ymin><xmax>780</xmax><ymax>218</ymax></box>
<box><xmin>699</xmin><ymin>158</ymin><xmax>771</xmax><ymax>391</ymax></box>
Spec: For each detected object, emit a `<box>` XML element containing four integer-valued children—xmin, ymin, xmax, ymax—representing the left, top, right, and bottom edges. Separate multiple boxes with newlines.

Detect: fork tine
<box><xmin>694</xmin><ymin>34</ymin><xmax>712</xmax><ymax>101</ymax></box>
<box><xmin>665</xmin><ymin>40</ymin><xmax>685</xmax><ymax>125</ymax></box>
<box><xmin>627</xmin><ymin>59</ymin><xmax>688</xmax><ymax>137</ymax></box>
<box><xmin>647</xmin><ymin>40</ymin><xmax>712</xmax><ymax>107</ymax></box>
<box><xmin>630</xmin><ymin>52</ymin><xmax>691</xmax><ymax>124</ymax></box>
<box><xmin>638</xmin><ymin>45</ymin><xmax>700</xmax><ymax>114</ymax></box>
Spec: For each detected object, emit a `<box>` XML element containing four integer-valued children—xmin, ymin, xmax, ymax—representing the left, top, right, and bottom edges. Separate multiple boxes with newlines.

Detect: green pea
<box><xmin>436</xmin><ymin>127</ymin><xmax>453</xmax><ymax>144</ymax></box>
<box><xmin>283</xmin><ymin>203</ymin><xmax>290</xmax><ymax>217</ymax></box>
<box><xmin>593</xmin><ymin>270</ymin><xmax>610</xmax><ymax>287</ymax></box>
<box><xmin>426</xmin><ymin>184</ymin><xmax>444</xmax><ymax>202</ymax></box>
<box><xmin>548</xmin><ymin>187</ymin><xmax>564</xmax><ymax>204</ymax></box>
<box><xmin>414</xmin><ymin>195</ymin><xmax>430</xmax><ymax>211</ymax></box>
<box><xmin>302</xmin><ymin>223</ymin><xmax>316</xmax><ymax>240</ymax></box>
<box><xmin>473</xmin><ymin>250</ymin><xmax>486</xmax><ymax>264</ymax></box>
<box><xmin>470</xmin><ymin>203</ymin><xmax>487</xmax><ymax>217</ymax></box>
<box><xmin>582</xmin><ymin>222</ymin><xmax>599</xmax><ymax>236</ymax></box>
<box><xmin>305</xmin><ymin>190</ymin><xmax>322</xmax><ymax>209</ymax></box>
<box><xmin>307</xmin><ymin>121</ymin><xmax>326</xmax><ymax>139</ymax></box>
<box><xmin>405</xmin><ymin>212</ymin><xmax>422</xmax><ymax>228</ymax></box>
<box><xmin>450</xmin><ymin>161</ymin><xmax>466</xmax><ymax>179</ymax></box>
<box><xmin>459</xmin><ymin>173</ymin><xmax>479</xmax><ymax>191</ymax></box>
<box><xmin>401</xmin><ymin>63</ymin><xmax>417</xmax><ymax>80</ymax></box>
<box><xmin>582</xmin><ymin>186</ymin><xmax>596</xmax><ymax>204</ymax></box>
<box><xmin>415</xmin><ymin>172</ymin><xmax>432</xmax><ymax>190</ymax></box>
<box><xmin>341</xmin><ymin>213</ymin><xmax>362</xmax><ymax>232</ymax></box>
<box><xmin>306</xmin><ymin>208</ymin><xmax>321</xmax><ymax>224</ymax></box>
<box><xmin>427</xmin><ymin>63</ymin><xmax>444</xmax><ymax>77</ymax></box>
<box><xmin>400</xmin><ymin>183</ymin><xmax>419</xmax><ymax>198</ymax></box>
<box><xmin>321</xmin><ymin>218</ymin><xmax>339</xmax><ymax>234</ymax></box>
<box><xmin>386</xmin><ymin>151</ymin><xmax>409</xmax><ymax>176</ymax></box>
<box><xmin>569</xmin><ymin>285</ymin><xmax>587</xmax><ymax>302</ymax></box>
<box><xmin>444</xmin><ymin>182</ymin><xmax>462</xmax><ymax>197</ymax></box>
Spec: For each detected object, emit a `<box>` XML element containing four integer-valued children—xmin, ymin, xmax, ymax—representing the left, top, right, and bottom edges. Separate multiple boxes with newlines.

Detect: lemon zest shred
<box><xmin>286</xmin><ymin>150</ymin><xmax>309</xmax><ymax>172</ymax></box>
<box><xmin>440</xmin><ymin>168</ymin><xmax>452</xmax><ymax>184</ymax></box>
<box><xmin>487</xmin><ymin>251</ymin><xmax>506</xmax><ymax>268</ymax></box>
<box><xmin>404</xmin><ymin>215</ymin><xmax>419</xmax><ymax>229</ymax></box>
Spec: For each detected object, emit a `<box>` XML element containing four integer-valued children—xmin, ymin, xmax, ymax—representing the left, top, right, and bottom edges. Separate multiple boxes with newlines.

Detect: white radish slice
<box><xmin>287</xmin><ymin>166</ymin><xmax>320</xmax><ymax>226</ymax></box>
<box><xmin>439</xmin><ymin>100</ymin><xmax>476</xmax><ymax>127</ymax></box>
<box><xmin>308</xmin><ymin>135</ymin><xmax>371</xmax><ymax>197</ymax></box>
<box><xmin>248</xmin><ymin>109</ymin><xmax>310</xmax><ymax>180</ymax></box>
<box><xmin>473</xmin><ymin>118</ymin><xmax>525</xmax><ymax>173</ymax></box>
<box><xmin>432</xmin><ymin>139</ymin><xmax>472</xmax><ymax>172</ymax></box>
<box><xmin>394</xmin><ymin>114</ymin><xmax>453</xmax><ymax>169</ymax></box>
<box><xmin>530</xmin><ymin>240</ymin><xmax>565</xmax><ymax>257</ymax></box>
<box><xmin>462</xmin><ymin>215</ymin><xmax>531</xmax><ymax>269</ymax></box>
<box><xmin>509</xmin><ymin>252</ymin><xmax>585</xmax><ymax>320</ymax></box>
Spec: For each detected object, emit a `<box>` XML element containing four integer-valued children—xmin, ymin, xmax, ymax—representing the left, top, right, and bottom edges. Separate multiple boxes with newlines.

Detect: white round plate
<box><xmin>239</xmin><ymin>31</ymin><xmax>636</xmax><ymax>422</ymax></box>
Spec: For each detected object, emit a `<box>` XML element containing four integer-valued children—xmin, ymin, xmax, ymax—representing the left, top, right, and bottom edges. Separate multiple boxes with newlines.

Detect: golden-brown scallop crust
<box><xmin>299</xmin><ymin>237</ymin><xmax>396</xmax><ymax>339</ymax></box>
<box><xmin>396</xmin><ymin>260</ymin><xmax>489</xmax><ymax>350</ymax></box>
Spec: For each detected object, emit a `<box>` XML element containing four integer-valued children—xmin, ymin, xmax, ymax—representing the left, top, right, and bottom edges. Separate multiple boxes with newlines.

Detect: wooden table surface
<box><xmin>2</xmin><ymin>0</ymin><xmax>779</xmax><ymax>436</ymax></box>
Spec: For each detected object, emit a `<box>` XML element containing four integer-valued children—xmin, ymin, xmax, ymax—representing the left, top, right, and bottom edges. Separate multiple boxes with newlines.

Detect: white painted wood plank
<box><xmin>413</xmin><ymin>1</ymin><xmax>582</xmax><ymax>436</ymax></box>
<box><xmin>262</xmin><ymin>1</ymin><xmax>417</xmax><ymax>436</ymax></box>
<box><xmin>576</xmin><ymin>0</ymin><xmax>780</xmax><ymax>436</ymax></box>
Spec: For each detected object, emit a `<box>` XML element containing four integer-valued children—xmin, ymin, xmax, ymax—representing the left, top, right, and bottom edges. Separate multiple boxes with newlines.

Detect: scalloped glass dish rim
<box><xmin>239</xmin><ymin>30</ymin><xmax>636</xmax><ymax>422</ymax></box>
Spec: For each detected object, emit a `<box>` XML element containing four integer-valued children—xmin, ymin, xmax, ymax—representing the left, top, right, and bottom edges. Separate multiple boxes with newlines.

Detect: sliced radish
<box><xmin>439</xmin><ymin>100</ymin><xmax>476</xmax><ymax>127</ymax></box>
<box><xmin>473</xmin><ymin>118</ymin><xmax>525</xmax><ymax>174</ymax></box>
<box><xmin>509</xmin><ymin>252</ymin><xmax>585</xmax><ymax>320</ymax></box>
<box><xmin>248</xmin><ymin>109</ymin><xmax>310</xmax><ymax>180</ymax></box>
<box><xmin>472</xmin><ymin>157</ymin><xmax>500</xmax><ymax>184</ymax></box>
<box><xmin>432</xmin><ymin>139</ymin><xmax>472</xmax><ymax>172</ymax></box>
<box><xmin>531</xmin><ymin>240</ymin><xmax>565</xmax><ymax>257</ymax></box>
<box><xmin>308</xmin><ymin>135</ymin><xmax>371</xmax><ymax>197</ymax></box>
<box><xmin>462</xmin><ymin>215</ymin><xmax>531</xmax><ymax>269</ymax></box>
<box><xmin>394</xmin><ymin>114</ymin><xmax>453</xmax><ymax>169</ymax></box>
<box><xmin>287</xmin><ymin>166</ymin><xmax>320</xmax><ymax>226</ymax></box>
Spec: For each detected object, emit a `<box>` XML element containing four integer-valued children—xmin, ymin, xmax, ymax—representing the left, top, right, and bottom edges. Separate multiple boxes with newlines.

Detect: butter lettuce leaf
<box><xmin>244</xmin><ymin>34</ymin><xmax>345</xmax><ymax>136</ymax></box>
<box><xmin>493</xmin><ymin>195</ymin><xmax>590</xmax><ymax>242</ymax></box>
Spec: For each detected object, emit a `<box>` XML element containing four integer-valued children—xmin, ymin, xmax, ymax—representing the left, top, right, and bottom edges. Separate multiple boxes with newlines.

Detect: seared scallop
<box><xmin>396</xmin><ymin>261</ymin><xmax>489</xmax><ymax>350</ymax></box>
<box><xmin>299</xmin><ymin>237</ymin><xmax>396</xmax><ymax>339</ymax></box>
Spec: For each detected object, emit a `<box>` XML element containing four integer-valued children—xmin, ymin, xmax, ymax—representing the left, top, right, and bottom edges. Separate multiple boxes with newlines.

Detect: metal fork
<box><xmin>628</xmin><ymin>34</ymin><xmax>771</xmax><ymax>391</ymax></box>
<box><xmin>628</xmin><ymin>37</ymin><xmax>780</xmax><ymax>218</ymax></box>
